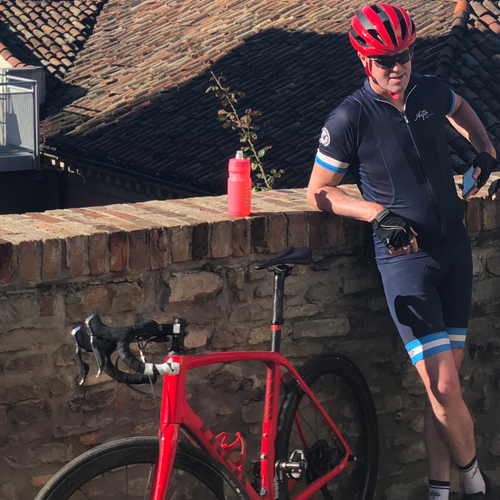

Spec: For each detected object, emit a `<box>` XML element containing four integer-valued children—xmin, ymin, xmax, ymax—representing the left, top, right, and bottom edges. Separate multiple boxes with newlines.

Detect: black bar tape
<box><xmin>102</xmin><ymin>356</ymin><xmax>154</xmax><ymax>384</ymax></box>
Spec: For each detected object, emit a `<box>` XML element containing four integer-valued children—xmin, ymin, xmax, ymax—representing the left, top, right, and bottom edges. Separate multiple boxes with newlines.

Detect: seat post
<box><xmin>271</xmin><ymin>265</ymin><xmax>291</xmax><ymax>352</ymax></box>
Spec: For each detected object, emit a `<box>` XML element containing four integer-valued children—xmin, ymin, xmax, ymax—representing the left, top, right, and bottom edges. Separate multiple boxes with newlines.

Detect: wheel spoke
<box><xmin>275</xmin><ymin>355</ymin><xmax>378</xmax><ymax>500</ymax></box>
<box><xmin>35</xmin><ymin>439</ymin><xmax>247</xmax><ymax>500</ymax></box>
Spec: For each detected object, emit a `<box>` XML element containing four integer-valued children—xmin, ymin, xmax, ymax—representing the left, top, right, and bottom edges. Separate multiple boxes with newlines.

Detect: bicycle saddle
<box><xmin>254</xmin><ymin>246</ymin><xmax>312</xmax><ymax>270</ymax></box>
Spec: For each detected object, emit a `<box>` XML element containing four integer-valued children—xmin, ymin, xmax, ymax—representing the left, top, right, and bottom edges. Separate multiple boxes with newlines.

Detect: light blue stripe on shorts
<box><xmin>446</xmin><ymin>327</ymin><xmax>467</xmax><ymax>349</ymax></box>
<box><xmin>405</xmin><ymin>331</ymin><xmax>451</xmax><ymax>365</ymax></box>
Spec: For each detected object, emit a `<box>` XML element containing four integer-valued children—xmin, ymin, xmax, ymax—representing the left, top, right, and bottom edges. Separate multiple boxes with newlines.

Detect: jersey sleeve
<box><xmin>315</xmin><ymin>99</ymin><xmax>359</xmax><ymax>174</ymax></box>
<box><xmin>426</xmin><ymin>75</ymin><xmax>455</xmax><ymax>116</ymax></box>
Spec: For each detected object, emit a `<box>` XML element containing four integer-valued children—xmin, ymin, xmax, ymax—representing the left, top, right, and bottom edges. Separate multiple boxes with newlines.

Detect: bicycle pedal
<box><xmin>279</xmin><ymin>449</ymin><xmax>307</xmax><ymax>480</ymax></box>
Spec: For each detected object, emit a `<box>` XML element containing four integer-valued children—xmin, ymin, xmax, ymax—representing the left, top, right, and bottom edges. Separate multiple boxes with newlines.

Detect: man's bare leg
<box><xmin>416</xmin><ymin>349</ymin><xmax>487</xmax><ymax>497</ymax></box>
<box><xmin>423</xmin><ymin>348</ymin><xmax>465</xmax><ymax>482</ymax></box>
<box><xmin>415</xmin><ymin>349</ymin><xmax>475</xmax><ymax>466</ymax></box>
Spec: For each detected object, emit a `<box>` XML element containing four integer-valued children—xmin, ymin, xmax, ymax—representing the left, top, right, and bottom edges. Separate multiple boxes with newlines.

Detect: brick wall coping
<box><xmin>1</xmin><ymin>175</ymin><xmax>500</xmax><ymax>286</ymax></box>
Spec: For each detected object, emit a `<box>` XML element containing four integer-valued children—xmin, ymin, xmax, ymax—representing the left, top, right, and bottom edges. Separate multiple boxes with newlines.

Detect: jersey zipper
<box><xmin>376</xmin><ymin>85</ymin><xmax>446</xmax><ymax>241</ymax></box>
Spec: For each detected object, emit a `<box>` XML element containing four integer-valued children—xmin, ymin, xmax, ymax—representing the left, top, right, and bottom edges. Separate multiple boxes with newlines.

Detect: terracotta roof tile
<box><xmin>0</xmin><ymin>0</ymin><xmax>107</xmax><ymax>77</ymax></box>
<box><xmin>0</xmin><ymin>0</ymin><xmax>498</xmax><ymax>193</ymax></box>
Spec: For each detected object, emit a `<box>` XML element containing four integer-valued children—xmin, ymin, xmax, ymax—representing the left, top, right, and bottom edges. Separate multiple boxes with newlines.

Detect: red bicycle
<box><xmin>35</xmin><ymin>246</ymin><xmax>378</xmax><ymax>500</ymax></box>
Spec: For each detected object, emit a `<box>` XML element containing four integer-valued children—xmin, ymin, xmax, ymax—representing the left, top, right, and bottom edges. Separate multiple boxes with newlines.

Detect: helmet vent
<box><xmin>383</xmin><ymin>20</ymin><xmax>397</xmax><ymax>46</ymax></box>
<box><xmin>396</xmin><ymin>9</ymin><xmax>407</xmax><ymax>39</ymax></box>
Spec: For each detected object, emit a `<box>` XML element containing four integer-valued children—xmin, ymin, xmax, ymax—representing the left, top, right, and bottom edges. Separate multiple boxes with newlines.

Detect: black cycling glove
<box><xmin>474</xmin><ymin>151</ymin><xmax>497</xmax><ymax>189</ymax></box>
<box><xmin>371</xmin><ymin>209</ymin><xmax>416</xmax><ymax>250</ymax></box>
<box><xmin>488</xmin><ymin>179</ymin><xmax>500</xmax><ymax>198</ymax></box>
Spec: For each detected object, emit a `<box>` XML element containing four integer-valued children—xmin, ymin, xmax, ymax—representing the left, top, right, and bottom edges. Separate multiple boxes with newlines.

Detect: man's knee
<box><xmin>427</xmin><ymin>374</ymin><xmax>462</xmax><ymax>410</ymax></box>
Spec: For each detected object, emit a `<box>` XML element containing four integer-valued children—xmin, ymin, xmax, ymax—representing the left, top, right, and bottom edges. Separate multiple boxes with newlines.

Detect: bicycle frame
<box><xmin>149</xmin><ymin>350</ymin><xmax>353</xmax><ymax>500</ymax></box>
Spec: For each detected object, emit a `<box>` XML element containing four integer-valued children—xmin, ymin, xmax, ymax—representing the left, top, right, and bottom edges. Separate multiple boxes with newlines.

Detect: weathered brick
<box><xmin>129</xmin><ymin>229</ymin><xmax>149</xmax><ymax>269</ymax></box>
<box><xmin>40</xmin><ymin>295</ymin><xmax>56</xmax><ymax>317</ymax></box>
<box><xmin>286</xmin><ymin>212</ymin><xmax>307</xmax><ymax>247</ymax></box>
<box><xmin>211</xmin><ymin>221</ymin><xmax>232</xmax><ymax>258</ymax></box>
<box><xmin>150</xmin><ymin>227</ymin><xmax>170</xmax><ymax>270</ymax></box>
<box><xmin>109</xmin><ymin>232</ymin><xmax>128</xmax><ymax>272</ymax></box>
<box><xmin>80</xmin><ymin>432</ymin><xmax>99</xmax><ymax>446</ymax></box>
<box><xmin>41</xmin><ymin>238</ymin><xmax>62</xmax><ymax>281</ymax></box>
<box><xmin>232</xmin><ymin>219</ymin><xmax>250</xmax><ymax>257</ymax></box>
<box><xmin>89</xmin><ymin>233</ymin><xmax>107</xmax><ymax>276</ymax></box>
<box><xmin>66</xmin><ymin>235</ymin><xmax>87</xmax><ymax>277</ymax></box>
<box><xmin>325</xmin><ymin>213</ymin><xmax>343</xmax><ymax>246</ymax></box>
<box><xmin>18</xmin><ymin>240</ymin><xmax>40</xmax><ymax>282</ymax></box>
<box><xmin>267</xmin><ymin>214</ymin><xmax>287</xmax><ymax>253</ymax></box>
<box><xmin>171</xmin><ymin>225</ymin><xmax>191</xmax><ymax>263</ymax></box>
<box><xmin>0</xmin><ymin>240</ymin><xmax>13</xmax><ymax>283</ymax></box>
<box><xmin>466</xmin><ymin>197</ymin><xmax>482</xmax><ymax>232</ymax></box>
<box><xmin>31</xmin><ymin>475</ymin><xmax>53</xmax><ymax>487</ymax></box>
<box><xmin>192</xmin><ymin>222</ymin><xmax>209</xmax><ymax>260</ymax></box>
<box><xmin>250</xmin><ymin>216</ymin><xmax>267</xmax><ymax>253</ymax></box>
<box><xmin>307</xmin><ymin>211</ymin><xmax>324</xmax><ymax>250</ymax></box>
<box><xmin>294</xmin><ymin>318</ymin><xmax>351</xmax><ymax>338</ymax></box>
<box><xmin>483</xmin><ymin>198</ymin><xmax>500</xmax><ymax>230</ymax></box>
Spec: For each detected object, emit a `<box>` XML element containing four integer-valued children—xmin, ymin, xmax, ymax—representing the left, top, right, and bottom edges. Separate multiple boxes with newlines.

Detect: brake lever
<box><xmin>84</xmin><ymin>319</ymin><xmax>118</xmax><ymax>379</ymax></box>
<box><xmin>71</xmin><ymin>326</ymin><xmax>90</xmax><ymax>385</ymax></box>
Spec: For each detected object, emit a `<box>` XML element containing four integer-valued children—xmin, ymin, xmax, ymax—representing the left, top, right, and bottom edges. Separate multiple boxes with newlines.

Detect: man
<box><xmin>307</xmin><ymin>4</ymin><xmax>498</xmax><ymax>500</ymax></box>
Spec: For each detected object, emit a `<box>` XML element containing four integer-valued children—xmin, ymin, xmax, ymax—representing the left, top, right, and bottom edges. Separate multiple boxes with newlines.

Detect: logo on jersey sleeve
<box><xmin>415</xmin><ymin>110</ymin><xmax>434</xmax><ymax>121</ymax></box>
<box><xmin>319</xmin><ymin>127</ymin><xmax>330</xmax><ymax>146</ymax></box>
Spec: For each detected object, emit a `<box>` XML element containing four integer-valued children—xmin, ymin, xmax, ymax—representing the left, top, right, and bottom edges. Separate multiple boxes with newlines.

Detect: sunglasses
<box><xmin>369</xmin><ymin>48</ymin><xmax>413</xmax><ymax>69</ymax></box>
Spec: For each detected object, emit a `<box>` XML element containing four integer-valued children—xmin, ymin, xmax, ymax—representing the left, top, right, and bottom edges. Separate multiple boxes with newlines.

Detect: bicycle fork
<box><xmin>149</xmin><ymin>356</ymin><xmax>183</xmax><ymax>500</ymax></box>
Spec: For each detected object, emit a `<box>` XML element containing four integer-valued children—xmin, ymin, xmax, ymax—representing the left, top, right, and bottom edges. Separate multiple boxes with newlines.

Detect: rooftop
<box><xmin>0</xmin><ymin>0</ymin><xmax>499</xmax><ymax>194</ymax></box>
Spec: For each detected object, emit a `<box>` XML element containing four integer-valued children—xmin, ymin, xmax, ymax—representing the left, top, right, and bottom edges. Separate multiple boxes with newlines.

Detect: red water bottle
<box><xmin>228</xmin><ymin>150</ymin><xmax>251</xmax><ymax>217</ymax></box>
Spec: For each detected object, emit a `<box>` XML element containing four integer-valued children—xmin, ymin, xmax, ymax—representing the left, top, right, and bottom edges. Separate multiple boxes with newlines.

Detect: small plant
<box><xmin>188</xmin><ymin>43</ymin><xmax>284</xmax><ymax>191</ymax></box>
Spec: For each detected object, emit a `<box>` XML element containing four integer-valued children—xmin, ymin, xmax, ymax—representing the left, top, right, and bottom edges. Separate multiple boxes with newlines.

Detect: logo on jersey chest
<box><xmin>415</xmin><ymin>109</ymin><xmax>434</xmax><ymax>121</ymax></box>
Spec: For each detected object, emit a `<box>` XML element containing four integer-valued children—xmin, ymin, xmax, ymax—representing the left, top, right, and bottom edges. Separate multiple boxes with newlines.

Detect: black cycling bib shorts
<box><xmin>317</xmin><ymin>74</ymin><xmax>472</xmax><ymax>364</ymax></box>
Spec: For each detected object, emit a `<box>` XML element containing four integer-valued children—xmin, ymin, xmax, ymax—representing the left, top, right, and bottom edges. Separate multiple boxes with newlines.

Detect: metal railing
<box><xmin>0</xmin><ymin>72</ymin><xmax>39</xmax><ymax>171</ymax></box>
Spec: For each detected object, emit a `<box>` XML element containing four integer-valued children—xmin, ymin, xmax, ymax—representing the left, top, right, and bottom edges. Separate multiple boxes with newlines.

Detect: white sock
<box><xmin>458</xmin><ymin>456</ymin><xmax>486</xmax><ymax>494</ymax></box>
<box><xmin>429</xmin><ymin>480</ymin><xmax>450</xmax><ymax>500</ymax></box>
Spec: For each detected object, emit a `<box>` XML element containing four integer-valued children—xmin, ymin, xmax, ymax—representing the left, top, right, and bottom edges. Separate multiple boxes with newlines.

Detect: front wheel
<box><xmin>35</xmin><ymin>437</ymin><xmax>249</xmax><ymax>500</ymax></box>
<box><xmin>276</xmin><ymin>353</ymin><xmax>379</xmax><ymax>500</ymax></box>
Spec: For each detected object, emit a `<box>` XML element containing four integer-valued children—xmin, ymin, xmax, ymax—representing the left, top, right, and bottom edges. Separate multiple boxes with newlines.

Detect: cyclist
<box><xmin>307</xmin><ymin>4</ymin><xmax>498</xmax><ymax>500</ymax></box>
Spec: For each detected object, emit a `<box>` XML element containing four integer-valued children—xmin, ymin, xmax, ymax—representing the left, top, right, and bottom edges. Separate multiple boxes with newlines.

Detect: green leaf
<box><xmin>250</xmin><ymin>132</ymin><xmax>258</xmax><ymax>140</ymax></box>
<box><xmin>242</xmin><ymin>146</ymin><xmax>251</xmax><ymax>152</ymax></box>
<box><xmin>215</xmin><ymin>90</ymin><xmax>223</xmax><ymax>98</ymax></box>
<box><xmin>271</xmin><ymin>169</ymin><xmax>276</xmax><ymax>174</ymax></box>
<box><xmin>258</xmin><ymin>149</ymin><xmax>266</xmax><ymax>158</ymax></box>
<box><xmin>222</xmin><ymin>98</ymin><xmax>229</xmax><ymax>107</ymax></box>
<box><xmin>223</xmin><ymin>120</ymin><xmax>231</xmax><ymax>129</ymax></box>
<box><xmin>251</xmin><ymin>162</ymin><xmax>258</xmax><ymax>170</ymax></box>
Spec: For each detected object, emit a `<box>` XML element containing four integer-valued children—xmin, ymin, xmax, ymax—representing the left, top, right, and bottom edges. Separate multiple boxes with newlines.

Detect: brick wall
<box><xmin>1</xmin><ymin>180</ymin><xmax>500</xmax><ymax>500</ymax></box>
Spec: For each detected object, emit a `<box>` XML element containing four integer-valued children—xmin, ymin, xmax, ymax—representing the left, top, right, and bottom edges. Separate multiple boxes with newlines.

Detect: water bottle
<box><xmin>228</xmin><ymin>150</ymin><xmax>251</xmax><ymax>217</ymax></box>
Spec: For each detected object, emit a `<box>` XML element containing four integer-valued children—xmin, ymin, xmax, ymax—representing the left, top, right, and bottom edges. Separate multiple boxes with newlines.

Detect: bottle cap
<box><xmin>235</xmin><ymin>150</ymin><xmax>244</xmax><ymax>159</ymax></box>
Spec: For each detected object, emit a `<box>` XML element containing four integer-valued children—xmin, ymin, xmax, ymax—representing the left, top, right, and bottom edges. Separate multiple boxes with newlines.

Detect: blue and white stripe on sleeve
<box><xmin>315</xmin><ymin>150</ymin><xmax>349</xmax><ymax>174</ymax></box>
<box><xmin>447</xmin><ymin>90</ymin><xmax>456</xmax><ymax>116</ymax></box>
<box><xmin>405</xmin><ymin>332</ymin><xmax>451</xmax><ymax>365</ymax></box>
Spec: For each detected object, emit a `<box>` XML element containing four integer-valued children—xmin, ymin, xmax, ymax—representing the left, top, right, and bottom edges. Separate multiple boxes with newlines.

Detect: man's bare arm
<box><xmin>307</xmin><ymin>162</ymin><xmax>385</xmax><ymax>222</ymax></box>
<box><xmin>447</xmin><ymin>94</ymin><xmax>496</xmax><ymax>158</ymax></box>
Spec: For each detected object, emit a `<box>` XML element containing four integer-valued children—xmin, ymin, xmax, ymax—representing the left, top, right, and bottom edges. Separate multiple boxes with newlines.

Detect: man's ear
<box><xmin>358</xmin><ymin>52</ymin><xmax>367</xmax><ymax>68</ymax></box>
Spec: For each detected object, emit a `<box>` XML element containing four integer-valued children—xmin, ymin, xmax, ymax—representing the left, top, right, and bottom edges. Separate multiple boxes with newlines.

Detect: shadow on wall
<box><xmin>42</xmin><ymin>29</ymin><xmax>449</xmax><ymax>195</ymax></box>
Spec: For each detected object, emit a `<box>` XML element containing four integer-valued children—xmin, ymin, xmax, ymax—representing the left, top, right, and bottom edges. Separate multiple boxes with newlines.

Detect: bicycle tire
<box><xmin>35</xmin><ymin>437</ymin><xmax>250</xmax><ymax>500</ymax></box>
<box><xmin>275</xmin><ymin>353</ymin><xmax>379</xmax><ymax>500</ymax></box>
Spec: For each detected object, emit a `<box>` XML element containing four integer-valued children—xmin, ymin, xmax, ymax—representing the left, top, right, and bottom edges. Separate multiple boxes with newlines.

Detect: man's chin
<box><xmin>388</xmin><ymin>80</ymin><xmax>408</xmax><ymax>95</ymax></box>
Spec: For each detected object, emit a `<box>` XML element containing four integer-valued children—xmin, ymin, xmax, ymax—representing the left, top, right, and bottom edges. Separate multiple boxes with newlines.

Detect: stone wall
<box><xmin>0</xmin><ymin>182</ymin><xmax>500</xmax><ymax>500</ymax></box>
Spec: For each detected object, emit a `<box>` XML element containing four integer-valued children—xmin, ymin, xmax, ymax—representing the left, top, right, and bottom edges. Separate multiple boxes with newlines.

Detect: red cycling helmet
<box><xmin>349</xmin><ymin>3</ymin><xmax>416</xmax><ymax>56</ymax></box>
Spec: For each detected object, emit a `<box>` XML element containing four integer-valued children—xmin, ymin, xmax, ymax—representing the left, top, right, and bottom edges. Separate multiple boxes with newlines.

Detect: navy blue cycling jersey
<box><xmin>316</xmin><ymin>73</ymin><xmax>468</xmax><ymax>260</ymax></box>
